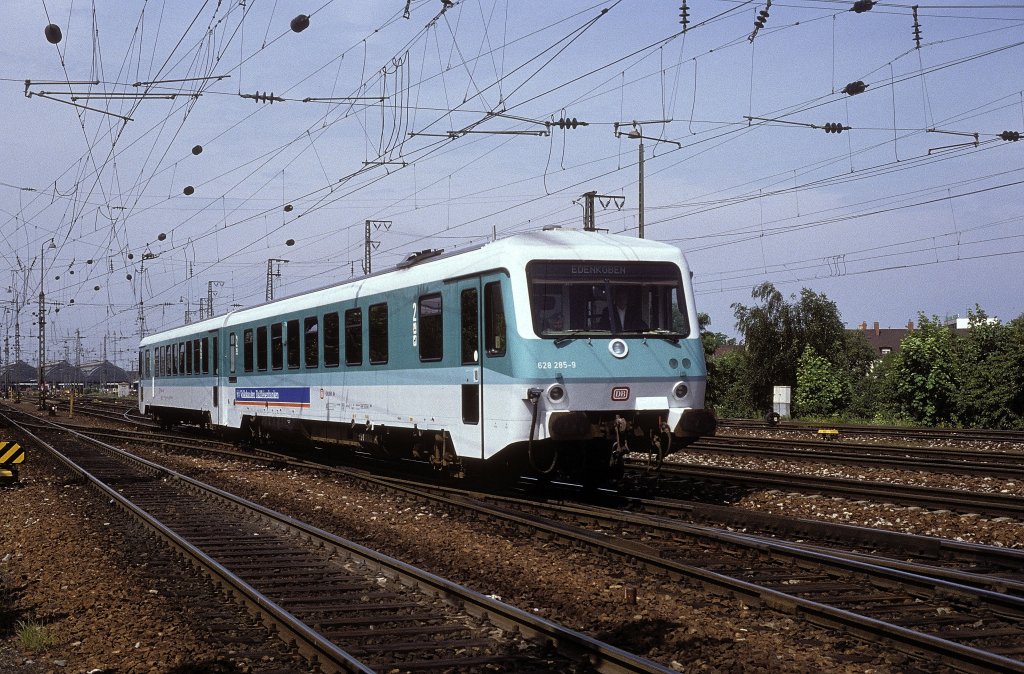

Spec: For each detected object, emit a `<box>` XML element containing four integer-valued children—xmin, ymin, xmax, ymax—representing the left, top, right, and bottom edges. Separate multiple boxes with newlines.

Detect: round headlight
<box><xmin>608</xmin><ymin>339</ymin><xmax>629</xmax><ymax>359</ymax></box>
<box><xmin>548</xmin><ymin>385</ymin><xmax>565</xmax><ymax>402</ymax></box>
<box><xmin>673</xmin><ymin>382</ymin><xmax>689</xmax><ymax>400</ymax></box>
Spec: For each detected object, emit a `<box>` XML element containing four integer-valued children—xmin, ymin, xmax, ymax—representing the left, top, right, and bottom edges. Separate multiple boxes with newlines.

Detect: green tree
<box><xmin>953</xmin><ymin>308</ymin><xmax>1024</xmax><ymax>429</ymax></box>
<box><xmin>840</xmin><ymin>329</ymin><xmax>881</xmax><ymax>420</ymax></box>
<box><xmin>731</xmin><ymin>283</ymin><xmax>846</xmax><ymax>411</ymax></box>
<box><xmin>698</xmin><ymin>312</ymin><xmax>751</xmax><ymax>416</ymax></box>
<box><xmin>706</xmin><ymin>348</ymin><xmax>758</xmax><ymax>418</ymax></box>
<box><xmin>697</xmin><ymin>312</ymin><xmax>736</xmax><ymax>359</ymax></box>
<box><xmin>881</xmin><ymin>314</ymin><xmax>957</xmax><ymax>426</ymax></box>
<box><xmin>794</xmin><ymin>345</ymin><xmax>847</xmax><ymax>418</ymax></box>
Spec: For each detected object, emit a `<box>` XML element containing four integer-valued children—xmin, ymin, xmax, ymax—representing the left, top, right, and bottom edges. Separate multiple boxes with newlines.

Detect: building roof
<box><xmin>0</xmin><ymin>360</ymin><xmax>39</xmax><ymax>383</ymax></box>
<box><xmin>1</xmin><ymin>359</ymin><xmax>131</xmax><ymax>385</ymax></box>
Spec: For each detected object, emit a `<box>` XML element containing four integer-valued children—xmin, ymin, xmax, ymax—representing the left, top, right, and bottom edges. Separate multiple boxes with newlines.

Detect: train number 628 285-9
<box><xmin>537</xmin><ymin>361</ymin><xmax>576</xmax><ymax>370</ymax></box>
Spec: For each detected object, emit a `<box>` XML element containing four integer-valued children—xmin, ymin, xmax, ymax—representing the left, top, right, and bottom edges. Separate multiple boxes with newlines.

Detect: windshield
<box><xmin>527</xmin><ymin>260</ymin><xmax>689</xmax><ymax>338</ymax></box>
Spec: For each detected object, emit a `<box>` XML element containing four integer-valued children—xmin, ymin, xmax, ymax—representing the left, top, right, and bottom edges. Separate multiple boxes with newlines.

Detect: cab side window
<box><xmin>484</xmin><ymin>282</ymin><xmax>506</xmax><ymax>356</ymax></box>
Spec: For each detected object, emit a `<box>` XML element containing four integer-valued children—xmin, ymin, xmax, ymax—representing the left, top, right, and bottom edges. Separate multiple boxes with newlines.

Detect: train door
<box><xmin>455</xmin><ymin>278</ymin><xmax>483</xmax><ymax>458</ymax></box>
<box><xmin>209</xmin><ymin>330</ymin><xmax>219</xmax><ymax>416</ymax></box>
<box><xmin>479</xmin><ymin>272</ymin><xmax>510</xmax><ymax>460</ymax></box>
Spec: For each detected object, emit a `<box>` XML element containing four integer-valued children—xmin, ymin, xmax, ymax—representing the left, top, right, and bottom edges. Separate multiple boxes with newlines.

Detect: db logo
<box><xmin>611</xmin><ymin>387</ymin><xmax>630</xmax><ymax>401</ymax></box>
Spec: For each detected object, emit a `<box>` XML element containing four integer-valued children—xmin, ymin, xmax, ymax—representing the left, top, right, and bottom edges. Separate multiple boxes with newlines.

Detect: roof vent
<box><xmin>542</xmin><ymin>225</ymin><xmax>562</xmax><ymax>231</ymax></box>
<box><xmin>397</xmin><ymin>248</ymin><xmax>444</xmax><ymax>269</ymax></box>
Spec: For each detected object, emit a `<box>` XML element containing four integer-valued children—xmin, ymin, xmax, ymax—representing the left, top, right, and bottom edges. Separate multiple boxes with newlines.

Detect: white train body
<box><xmin>139</xmin><ymin>229</ymin><xmax>715</xmax><ymax>481</ymax></box>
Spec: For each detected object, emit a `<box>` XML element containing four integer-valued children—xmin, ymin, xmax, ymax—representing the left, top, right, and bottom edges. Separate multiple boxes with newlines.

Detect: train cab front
<box><xmin>518</xmin><ymin>257</ymin><xmax>717</xmax><ymax>484</ymax></box>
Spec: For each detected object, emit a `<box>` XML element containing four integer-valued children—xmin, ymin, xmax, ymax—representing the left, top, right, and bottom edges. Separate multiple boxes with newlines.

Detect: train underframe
<box><xmin>146</xmin><ymin>405</ymin><xmax>716</xmax><ymax>486</ymax></box>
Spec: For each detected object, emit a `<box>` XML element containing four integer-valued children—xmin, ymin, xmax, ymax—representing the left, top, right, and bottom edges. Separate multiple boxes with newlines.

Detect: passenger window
<box><xmin>186</xmin><ymin>340</ymin><xmax>193</xmax><ymax>375</ymax></box>
<box><xmin>202</xmin><ymin>338</ymin><xmax>210</xmax><ymax>374</ymax></box>
<box><xmin>229</xmin><ymin>333</ymin><xmax>237</xmax><ymax>375</ymax></box>
<box><xmin>460</xmin><ymin>288</ymin><xmax>478</xmax><ymax>365</ymax></box>
<box><xmin>345</xmin><ymin>309</ymin><xmax>362</xmax><ymax>366</ymax></box>
<box><xmin>369</xmin><ymin>303</ymin><xmax>388</xmax><ymax>365</ymax></box>
<box><xmin>304</xmin><ymin>317</ymin><xmax>319</xmax><ymax>368</ymax></box>
<box><xmin>243</xmin><ymin>329</ymin><xmax>254</xmax><ymax>372</ymax></box>
<box><xmin>194</xmin><ymin>340</ymin><xmax>202</xmax><ymax>374</ymax></box>
<box><xmin>324</xmin><ymin>312</ymin><xmax>340</xmax><ymax>367</ymax></box>
<box><xmin>286</xmin><ymin>319</ymin><xmax>300</xmax><ymax>369</ymax></box>
<box><xmin>271</xmin><ymin>323</ymin><xmax>284</xmax><ymax>370</ymax></box>
<box><xmin>484</xmin><ymin>281</ymin><xmax>506</xmax><ymax>356</ymax></box>
<box><xmin>257</xmin><ymin>326</ymin><xmax>268</xmax><ymax>371</ymax></box>
<box><xmin>418</xmin><ymin>294</ymin><xmax>443</xmax><ymax>362</ymax></box>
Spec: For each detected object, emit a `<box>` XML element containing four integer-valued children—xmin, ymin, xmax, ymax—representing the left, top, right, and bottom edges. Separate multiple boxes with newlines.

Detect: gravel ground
<box><xmin>0</xmin><ymin>453</ymin><xmax>309</xmax><ymax>674</ymax></box>
<box><xmin>4</xmin><ymin>405</ymin><xmax>1016</xmax><ymax>672</ymax></box>
<box><xmin>124</xmin><ymin>449</ymin><xmax>924</xmax><ymax>673</ymax></box>
<box><xmin>665</xmin><ymin>446</ymin><xmax>1024</xmax><ymax>548</ymax></box>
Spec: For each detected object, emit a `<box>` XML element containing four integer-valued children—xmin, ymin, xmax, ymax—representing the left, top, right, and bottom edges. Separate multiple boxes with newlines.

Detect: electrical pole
<box><xmin>613</xmin><ymin>121</ymin><xmax>680</xmax><ymax>238</ymax></box>
<box><xmin>38</xmin><ymin>238</ymin><xmax>55</xmax><ymax>409</ymax></box>
<box><xmin>14</xmin><ymin>313</ymin><xmax>21</xmax><ymax>402</ymax></box>
<box><xmin>266</xmin><ymin>259</ymin><xmax>289</xmax><ymax>301</ymax></box>
<box><xmin>637</xmin><ymin>139</ymin><xmax>644</xmax><ymax>239</ymax></box>
<box><xmin>363</xmin><ymin>220</ymin><xmax>391</xmax><ymax>275</ymax></box>
<box><xmin>206</xmin><ymin>281</ymin><xmax>224</xmax><ymax>318</ymax></box>
<box><xmin>577</xmin><ymin>191</ymin><xmax>624</xmax><ymax>232</ymax></box>
<box><xmin>75</xmin><ymin>329</ymin><xmax>81</xmax><ymax>391</ymax></box>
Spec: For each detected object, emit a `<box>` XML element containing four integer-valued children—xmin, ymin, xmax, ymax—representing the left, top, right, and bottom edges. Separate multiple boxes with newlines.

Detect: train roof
<box><xmin>140</xmin><ymin>229</ymin><xmax>688</xmax><ymax>346</ymax></box>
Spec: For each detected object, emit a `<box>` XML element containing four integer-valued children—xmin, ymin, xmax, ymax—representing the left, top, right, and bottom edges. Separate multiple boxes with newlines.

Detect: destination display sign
<box><xmin>235</xmin><ymin>387</ymin><xmax>311</xmax><ymax>408</ymax></box>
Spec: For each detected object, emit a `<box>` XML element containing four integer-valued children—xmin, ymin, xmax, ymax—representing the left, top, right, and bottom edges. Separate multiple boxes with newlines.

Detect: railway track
<box><xmin>14</xmin><ymin>403</ymin><xmax>1024</xmax><ymax>670</ymax></box>
<box><xmin>685</xmin><ymin>435</ymin><xmax>1024</xmax><ymax>479</ymax></box>
<box><xmin>720</xmin><ymin>418</ymin><xmax>1024</xmax><ymax>445</ymax></box>
<box><xmin>1</xmin><ymin>408</ymin><xmax>673</xmax><ymax>674</ymax></box>
<box><xmin>257</xmin><ymin>472</ymin><xmax>1024</xmax><ymax>672</ymax></box>
<box><xmin>33</xmin><ymin>415</ymin><xmax>1022</xmax><ymax>673</ymax></box>
<box><xmin>632</xmin><ymin>461</ymin><xmax>1024</xmax><ymax>520</ymax></box>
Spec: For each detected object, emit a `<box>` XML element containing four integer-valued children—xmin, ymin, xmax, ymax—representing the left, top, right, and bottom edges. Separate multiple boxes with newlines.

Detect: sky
<box><xmin>1</xmin><ymin>0</ymin><xmax>1023</xmax><ymax>370</ymax></box>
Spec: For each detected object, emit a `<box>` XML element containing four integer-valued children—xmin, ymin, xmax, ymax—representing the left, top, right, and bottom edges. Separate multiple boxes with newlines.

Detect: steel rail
<box><xmin>719</xmin><ymin>418</ymin><xmax>1024</xmax><ymax>444</ymax></box>
<box><xmin>688</xmin><ymin>437</ymin><xmax>1024</xmax><ymax>478</ymax></box>
<box><xmin>13</xmin><ymin>408</ymin><xmax>1023</xmax><ymax>671</ymax></box>
<box><xmin>643</xmin><ymin>462</ymin><xmax>1024</xmax><ymax>519</ymax></box>
<box><xmin>2</xmin><ymin>409</ymin><xmax>676</xmax><ymax>674</ymax></box>
<box><xmin>341</xmin><ymin>477</ymin><xmax>1024</xmax><ymax>673</ymax></box>
<box><xmin>3</xmin><ymin>411</ymin><xmax>375</xmax><ymax>674</ymax></box>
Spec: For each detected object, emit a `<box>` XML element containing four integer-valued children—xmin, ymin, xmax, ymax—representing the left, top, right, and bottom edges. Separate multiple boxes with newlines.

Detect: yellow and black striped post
<box><xmin>0</xmin><ymin>441</ymin><xmax>24</xmax><ymax>481</ymax></box>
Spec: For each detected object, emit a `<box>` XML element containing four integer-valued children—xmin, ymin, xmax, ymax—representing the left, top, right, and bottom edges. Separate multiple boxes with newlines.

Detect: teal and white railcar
<box><xmin>138</xmin><ymin>228</ymin><xmax>716</xmax><ymax>483</ymax></box>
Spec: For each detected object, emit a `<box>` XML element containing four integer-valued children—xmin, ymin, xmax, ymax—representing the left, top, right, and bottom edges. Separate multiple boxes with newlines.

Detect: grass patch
<box><xmin>16</xmin><ymin>619</ymin><xmax>57</xmax><ymax>652</ymax></box>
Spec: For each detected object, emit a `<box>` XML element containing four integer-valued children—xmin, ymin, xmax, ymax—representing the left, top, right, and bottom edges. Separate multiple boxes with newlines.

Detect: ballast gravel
<box><xmin>3</xmin><ymin>405</ymin><xmax>1017</xmax><ymax>673</ymax></box>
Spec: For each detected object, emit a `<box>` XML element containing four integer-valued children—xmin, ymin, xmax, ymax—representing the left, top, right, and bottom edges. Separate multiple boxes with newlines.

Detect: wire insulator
<box><xmin>548</xmin><ymin>117</ymin><xmax>587</xmax><ymax>130</ymax></box>
<box><xmin>841</xmin><ymin>80</ymin><xmax>867</xmax><ymax>96</ymax></box>
<box><xmin>851</xmin><ymin>0</ymin><xmax>874</xmax><ymax>13</ymax></box>
<box><xmin>1000</xmin><ymin>131</ymin><xmax>1021</xmax><ymax>142</ymax></box>
<box><xmin>748</xmin><ymin>0</ymin><xmax>771</xmax><ymax>42</ymax></box>
<box><xmin>823</xmin><ymin>122</ymin><xmax>846</xmax><ymax>134</ymax></box>
<box><xmin>912</xmin><ymin>5</ymin><xmax>922</xmax><ymax>49</ymax></box>
<box><xmin>679</xmin><ymin>1</ymin><xmax>689</xmax><ymax>31</ymax></box>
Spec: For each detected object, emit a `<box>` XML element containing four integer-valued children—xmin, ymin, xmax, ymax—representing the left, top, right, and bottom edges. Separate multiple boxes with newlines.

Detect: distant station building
<box><xmin>1</xmin><ymin>359</ymin><xmax>133</xmax><ymax>395</ymax></box>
